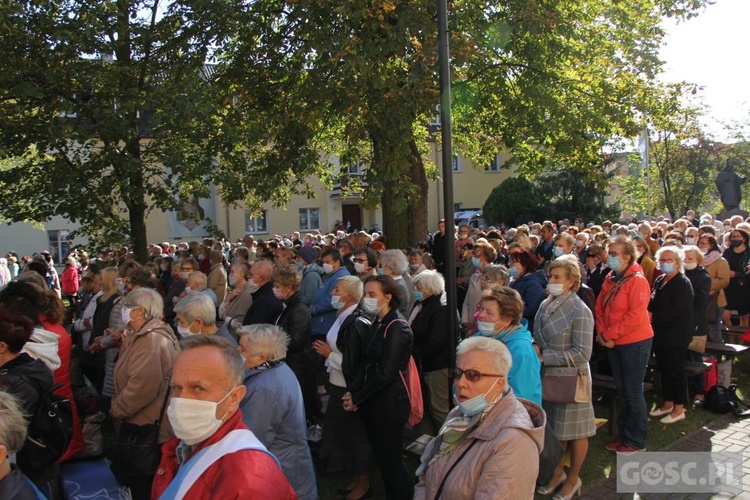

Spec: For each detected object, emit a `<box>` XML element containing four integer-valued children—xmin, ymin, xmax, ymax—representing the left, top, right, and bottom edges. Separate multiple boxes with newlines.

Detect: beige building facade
<box><xmin>0</xmin><ymin>147</ymin><xmax>514</xmax><ymax>258</ymax></box>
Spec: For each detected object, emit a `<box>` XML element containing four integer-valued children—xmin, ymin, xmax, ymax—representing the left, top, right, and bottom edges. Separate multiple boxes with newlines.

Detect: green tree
<box><xmin>482</xmin><ymin>177</ymin><xmax>544</xmax><ymax>227</ymax></box>
<box><xmin>0</xmin><ymin>1</ymin><xmax>325</xmax><ymax>261</ymax></box>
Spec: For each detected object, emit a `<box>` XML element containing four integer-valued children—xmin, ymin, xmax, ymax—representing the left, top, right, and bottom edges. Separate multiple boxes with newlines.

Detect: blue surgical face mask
<box><xmin>660</xmin><ymin>263</ymin><xmax>676</xmax><ymax>274</ymax></box>
<box><xmin>413</xmin><ymin>290</ymin><xmax>424</xmax><ymax>302</ymax></box>
<box><xmin>471</xmin><ymin>257</ymin><xmax>481</xmax><ymax>267</ymax></box>
<box><xmin>607</xmin><ymin>255</ymin><xmax>621</xmax><ymax>271</ymax></box>
<box><xmin>553</xmin><ymin>246</ymin><xmax>564</xmax><ymax>257</ymax></box>
<box><xmin>477</xmin><ymin>320</ymin><xmax>499</xmax><ymax>336</ymax></box>
<box><xmin>377</xmin><ymin>267</ymin><xmax>384</xmax><ymax>276</ymax></box>
<box><xmin>508</xmin><ymin>266</ymin><xmax>519</xmax><ymax>279</ymax></box>
<box><xmin>453</xmin><ymin>377</ymin><xmax>502</xmax><ymax>417</ymax></box>
<box><xmin>296</xmin><ymin>261</ymin><xmax>304</xmax><ymax>270</ymax></box>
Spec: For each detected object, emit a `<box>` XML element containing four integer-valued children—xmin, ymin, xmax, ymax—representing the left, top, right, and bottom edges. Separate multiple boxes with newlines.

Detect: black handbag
<box><xmin>537</xmin><ymin>421</ymin><xmax>565</xmax><ymax>487</ymax></box>
<box><xmin>111</xmin><ymin>381</ymin><xmax>171</xmax><ymax>484</ymax></box>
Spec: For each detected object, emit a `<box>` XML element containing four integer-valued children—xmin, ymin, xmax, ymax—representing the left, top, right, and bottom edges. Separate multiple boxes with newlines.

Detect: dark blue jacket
<box><xmin>242</xmin><ymin>281</ymin><xmax>283</xmax><ymax>326</ymax></box>
<box><xmin>511</xmin><ymin>270</ymin><xmax>547</xmax><ymax>332</ymax></box>
<box><xmin>310</xmin><ymin>266</ymin><xmax>350</xmax><ymax>336</ymax></box>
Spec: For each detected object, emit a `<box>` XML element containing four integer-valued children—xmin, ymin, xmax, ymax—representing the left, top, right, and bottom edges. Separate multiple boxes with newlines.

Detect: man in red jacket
<box><xmin>151</xmin><ymin>335</ymin><xmax>296</xmax><ymax>499</ymax></box>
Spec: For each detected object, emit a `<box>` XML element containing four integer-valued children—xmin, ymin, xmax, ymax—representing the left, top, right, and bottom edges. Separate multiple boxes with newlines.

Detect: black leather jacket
<box><xmin>410</xmin><ymin>294</ymin><xmax>453</xmax><ymax>372</ymax></box>
<box><xmin>348</xmin><ymin>309</ymin><xmax>413</xmax><ymax>407</ymax></box>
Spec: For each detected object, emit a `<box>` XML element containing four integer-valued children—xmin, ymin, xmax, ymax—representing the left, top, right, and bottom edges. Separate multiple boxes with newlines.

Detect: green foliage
<box><xmin>482</xmin><ymin>177</ymin><xmax>545</xmax><ymax>226</ymax></box>
<box><xmin>536</xmin><ymin>163</ymin><xmax>621</xmax><ymax>223</ymax></box>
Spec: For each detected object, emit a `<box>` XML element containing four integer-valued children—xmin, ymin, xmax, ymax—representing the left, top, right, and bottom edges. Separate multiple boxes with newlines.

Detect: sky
<box><xmin>659</xmin><ymin>0</ymin><xmax>750</xmax><ymax>140</ymax></box>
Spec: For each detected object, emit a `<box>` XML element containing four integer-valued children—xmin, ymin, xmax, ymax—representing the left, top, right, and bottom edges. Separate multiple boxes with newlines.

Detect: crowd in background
<box><xmin>0</xmin><ymin>207</ymin><xmax>742</xmax><ymax>499</ymax></box>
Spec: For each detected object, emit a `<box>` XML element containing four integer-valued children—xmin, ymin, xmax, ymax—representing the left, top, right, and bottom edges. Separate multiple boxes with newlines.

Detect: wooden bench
<box><xmin>402</xmin><ymin>426</ymin><xmax>433</xmax><ymax>459</ymax></box>
<box><xmin>705</xmin><ymin>342</ymin><xmax>750</xmax><ymax>384</ymax></box>
<box><xmin>721</xmin><ymin>326</ymin><xmax>747</xmax><ymax>344</ymax></box>
<box><xmin>592</xmin><ymin>374</ymin><xmax>654</xmax><ymax>436</ymax></box>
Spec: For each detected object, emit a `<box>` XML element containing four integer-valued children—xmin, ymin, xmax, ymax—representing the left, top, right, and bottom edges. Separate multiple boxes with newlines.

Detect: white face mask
<box><xmin>246</xmin><ymin>280</ymin><xmax>260</xmax><ymax>293</ymax></box>
<box><xmin>331</xmin><ymin>295</ymin><xmax>345</xmax><ymax>310</ymax></box>
<box><xmin>354</xmin><ymin>262</ymin><xmax>367</xmax><ymax>274</ymax></box>
<box><xmin>167</xmin><ymin>389</ymin><xmax>234</xmax><ymax>446</ymax></box>
<box><xmin>684</xmin><ymin>262</ymin><xmax>698</xmax><ymax>271</ymax></box>
<box><xmin>180</xmin><ymin>272</ymin><xmax>190</xmax><ymax>280</ymax></box>
<box><xmin>121</xmin><ymin>306</ymin><xmax>133</xmax><ymax>325</ymax></box>
<box><xmin>686</xmin><ymin>237</ymin><xmax>696</xmax><ymax>245</ymax></box>
<box><xmin>547</xmin><ymin>283</ymin><xmax>565</xmax><ymax>296</ymax></box>
<box><xmin>177</xmin><ymin>321</ymin><xmax>197</xmax><ymax>337</ymax></box>
<box><xmin>228</xmin><ymin>275</ymin><xmax>237</xmax><ymax>287</ymax></box>
<box><xmin>323</xmin><ymin>263</ymin><xmax>334</xmax><ymax>274</ymax></box>
<box><xmin>362</xmin><ymin>297</ymin><xmax>384</xmax><ymax>315</ymax></box>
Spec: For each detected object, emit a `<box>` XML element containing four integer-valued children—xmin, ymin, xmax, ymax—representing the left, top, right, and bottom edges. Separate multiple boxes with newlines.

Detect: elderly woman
<box><xmin>343</xmin><ymin>275</ymin><xmax>413</xmax><ymax>500</ymax></box>
<box><xmin>533</xmin><ymin>259</ymin><xmax>595</xmax><ymax>499</ymax></box>
<box><xmin>648</xmin><ymin>246</ymin><xmax>694</xmax><ymax>424</ymax></box>
<box><xmin>697</xmin><ymin>234</ymin><xmax>730</xmax><ymax>341</ymax></box>
<box><xmin>273</xmin><ymin>265</ymin><xmax>319</xmax><ymax>422</ymax></box>
<box><xmin>111</xmin><ymin>288</ymin><xmax>179</xmax><ymax>498</ymax></box>
<box><xmin>413</xmin><ymin>337</ymin><xmax>545</xmax><ymax>499</ymax></box>
<box><xmin>379</xmin><ymin>249</ymin><xmax>412</xmax><ymax>316</ymax></box>
<box><xmin>474</xmin><ymin>286</ymin><xmax>542</xmax><ymax>405</ymax></box>
<box><xmin>461</xmin><ymin>242</ymin><xmax>498</xmax><ymax>329</ymax></box>
<box><xmin>312</xmin><ymin>276</ymin><xmax>373</xmax><ymax>498</ymax></box>
<box><xmin>508</xmin><ymin>250</ymin><xmax>547</xmax><ymax>331</ymax></box>
<box><xmin>173</xmin><ymin>291</ymin><xmax>219</xmax><ymax>337</ymax></box>
<box><xmin>237</xmin><ymin>324</ymin><xmax>318</xmax><ymax>500</ymax></box>
<box><xmin>595</xmin><ymin>236</ymin><xmax>653</xmax><ymax>453</ymax></box>
<box><xmin>464</xmin><ymin>264</ymin><xmax>510</xmax><ymax>335</ymax></box>
<box><xmin>410</xmin><ymin>270</ymin><xmax>453</xmax><ymax>428</ymax></box>
<box><xmin>683</xmin><ymin>245</ymin><xmax>711</xmax><ymax>405</ymax></box>
<box><xmin>219</xmin><ymin>262</ymin><xmax>254</xmax><ymax>333</ymax></box>
<box><xmin>0</xmin><ymin>391</ymin><xmax>46</xmax><ymax>498</ymax></box>
<box><xmin>352</xmin><ymin>247</ymin><xmax>378</xmax><ymax>280</ymax></box>
<box><xmin>722</xmin><ymin>228</ymin><xmax>750</xmax><ymax>327</ymax></box>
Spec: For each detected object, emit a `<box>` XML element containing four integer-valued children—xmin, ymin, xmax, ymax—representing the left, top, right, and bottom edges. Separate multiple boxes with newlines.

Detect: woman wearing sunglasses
<box><xmin>414</xmin><ymin>336</ymin><xmax>545</xmax><ymax>499</ymax></box>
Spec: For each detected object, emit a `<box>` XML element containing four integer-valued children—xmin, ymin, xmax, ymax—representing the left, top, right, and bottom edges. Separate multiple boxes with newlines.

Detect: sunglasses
<box><xmin>451</xmin><ymin>367</ymin><xmax>504</xmax><ymax>382</ymax></box>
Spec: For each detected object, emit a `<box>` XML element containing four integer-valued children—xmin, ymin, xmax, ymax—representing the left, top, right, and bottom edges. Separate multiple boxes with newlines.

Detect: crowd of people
<box><xmin>0</xmin><ymin>208</ymin><xmax>740</xmax><ymax>499</ymax></box>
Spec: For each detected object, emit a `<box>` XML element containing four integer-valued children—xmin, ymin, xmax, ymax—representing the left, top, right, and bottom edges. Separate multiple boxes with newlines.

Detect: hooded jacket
<box><xmin>413</xmin><ymin>391</ymin><xmax>545</xmax><ymax>500</ymax></box>
<box><xmin>299</xmin><ymin>263</ymin><xmax>324</xmax><ymax>306</ymax></box>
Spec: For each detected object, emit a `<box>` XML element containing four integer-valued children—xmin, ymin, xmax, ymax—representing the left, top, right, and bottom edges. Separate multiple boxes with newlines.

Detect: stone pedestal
<box><xmin>717</xmin><ymin>207</ymin><xmax>749</xmax><ymax>222</ymax></box>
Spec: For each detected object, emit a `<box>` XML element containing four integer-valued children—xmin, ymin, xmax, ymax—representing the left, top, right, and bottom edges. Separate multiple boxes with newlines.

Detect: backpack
<box><xmin>385</xmin><ymin>319</ymin><xmax>424</xmax><ymax>426</ymax></box>
<box><xmin>704</xmin><ymin>384</ymin><xmax>733</xmax><ymax>414</ymax></box>
<box><xmin>17</xmin><ymin>377</ymin><xmax>74</xmax><ymax>467</ymax></box>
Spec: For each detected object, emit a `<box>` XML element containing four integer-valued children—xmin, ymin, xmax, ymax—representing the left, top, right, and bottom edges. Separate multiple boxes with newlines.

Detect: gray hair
<box><xmin>413</xmin><ymin>270</ymin><xmax>445</xmax><ymax>296</ymax></box>
<box><xmin>337</xmin><ymin>275</ymin><xmax>364</xmax><ymax>302</ymax></box>
<box><xmin>480</xmin><ymin>264</ymin><xmax>510</xmax><ymax>287</ymax></box>
<box><xmin>188</xmin><ymin>271</ymin><xmax>208</xmax><ymax>291</ymax></box>
<box><xmin>124</xmin><ymin>288</ymin><xmax>164</xmax><ymax>321</ymax></box>
<box><xmin>238</xmin><ymin>324</ymin><xmax>289</xmax><ymax>361</ymax></box>
<box><xmin>379</xmin><ymin>249</ymin><xmax>409</xmax><ymax>275</ymax></box>
<box><xmin>655</xmin><ymin>245</ymin><xmax>685</xmax><ymax>273</ymax></box>
<box><xmin>456</xmin><ymin>336</ymin><xmax>513</xmax><ymax>376</ymax></box>
<box><xmin>174</xmin><ymin>292</ymin><xmax>216</xmax><ymax>326</ymax></box>
<box><xmin>0</xmin><ymin>391</ymin><xmax>28</xmax><ymax>454</ymax></box>
<box><xmin>683</xmin><ymin>244</ymin><xmax>704</xmax><ymax>265</ymax></box>
<box><xmin>180</xmin><ymin>335</ymin><xmax>244</xmax><ymax>388</ymax></box>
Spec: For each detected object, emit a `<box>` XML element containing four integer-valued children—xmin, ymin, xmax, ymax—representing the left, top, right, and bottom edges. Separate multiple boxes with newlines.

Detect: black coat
<box><xmin>685</xmin><ymin>266</ymin><xmax>711</xmax><ymax>336</ymax></box>
<box><xmin>410</xmin><ymin>295</ymin><xmax>453</xmax><ymax>372</ymax></box>
<box><xmin>649</xmin><ymin>273</ymin><xmax>694</xmax><ymax>347</ymax></box>
<box><xmin>348</xmin><ymin>309</ymin><xmax>413</xmax><ymax>407</ymax></box>
<box><xmin>276</xmin><ymin>292</ymin><xmax>312</xmax><ymax>358</ymax></box>
<box><xmin>242</xmin><ymin>281</ymin><xmax>284</xmax><ymax>326</ymax></box>
<box><xmin>339</xmin><ymin>307</ymin><xmax>375</xmax><ymax>386</ymax></box>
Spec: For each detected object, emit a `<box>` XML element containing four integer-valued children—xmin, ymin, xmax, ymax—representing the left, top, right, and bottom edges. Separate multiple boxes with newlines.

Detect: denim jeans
<box><xmin>608</xmin><ymin>337</ymin><xmax>653</xmax><ymax>449</ymax></box>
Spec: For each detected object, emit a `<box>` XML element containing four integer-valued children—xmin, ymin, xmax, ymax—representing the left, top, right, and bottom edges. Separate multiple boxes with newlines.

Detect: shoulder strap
<box><xmin>161</xmin><ymin>429</ymin><xmax>276</xmax><ymax>500</ymax></box>
<box><xmin>433</xmin><ymin>439</ymin><xmax>479</xmax><ymax>500</ymax></box>
<box><xmin>600</xmin><ymin>272</ymin><xmax>639</xmax><ymax>312</ymax></box>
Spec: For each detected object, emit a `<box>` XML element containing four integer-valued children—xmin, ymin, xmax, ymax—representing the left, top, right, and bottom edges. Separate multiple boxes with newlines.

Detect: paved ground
<box><xmin>583</xmin><ymin>414</ymin><xmax>750</xmax><ymax>499</ymax></box>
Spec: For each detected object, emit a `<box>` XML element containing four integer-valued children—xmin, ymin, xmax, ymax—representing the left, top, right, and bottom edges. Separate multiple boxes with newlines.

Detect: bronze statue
<box><xmin>716</xmin><ymin>158</ymin><xmax>745</xmax><ymax>212</ymax></box>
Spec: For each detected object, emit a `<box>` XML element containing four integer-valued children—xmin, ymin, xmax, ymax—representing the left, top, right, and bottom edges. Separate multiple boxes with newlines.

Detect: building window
<box><xmin>347</xmin><ymin>162</ymin><xmax>362</xmax><ymax>175</ymax></box>
<box><xmin>48</xmin><ymin>230</ymin><xmax>70</xmax><ymax>264</ymax></box>
<box><xmin>452</xmin><ymin>155</ymin><xmax>461</xmax><ymax>172</ymax></box>
<box><xmin>485</xmin><ymin>153</ymin><xmax>502</xmax><ymax>172</ymax></box>
<box><xmin>299</xmin><ymin>208</ymin><xmax>320</xmax><ymax>231</ymax></box>
<box><xmin>244</xmin><ymin>210</ymin><xmax>268</xmax><ymax>234</ymax></box>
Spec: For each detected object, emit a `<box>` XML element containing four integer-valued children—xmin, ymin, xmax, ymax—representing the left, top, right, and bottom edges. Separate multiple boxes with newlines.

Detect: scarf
<box><xmin>703</xmin><ymin>250</ymin><xmax>722</xmax><ymax>268</ymax></box>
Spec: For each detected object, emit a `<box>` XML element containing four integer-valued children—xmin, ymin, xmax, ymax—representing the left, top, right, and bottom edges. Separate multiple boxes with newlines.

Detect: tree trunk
<box><xmin>406</xmin><ymin>139</ymin><xmax>428</xmax><ymax>246</ymax></box>
<box><xmin>128</xmin><ymin>200</ymin><xmax>149</xmax><ymax>264</ymax></box>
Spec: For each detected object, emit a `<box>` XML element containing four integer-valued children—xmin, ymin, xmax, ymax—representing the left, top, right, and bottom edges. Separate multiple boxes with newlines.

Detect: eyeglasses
<box><xmin>451</xmin><ymin>367</ymin><xmax>504</xmax><ymax>382</ymax></box>
<box><xmin>607</xmin><ymin>252</ymin><xmax>620</xmax><ymax>257</ymax></box>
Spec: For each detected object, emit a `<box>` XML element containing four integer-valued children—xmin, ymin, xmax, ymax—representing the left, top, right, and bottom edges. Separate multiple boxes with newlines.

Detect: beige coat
<box><xmin>207</xmin><ymin>263</ymin><xmax>228</xmax><ymax>304</ymax></box>
<box><xmin>705</xmin><ymin>257</ymin><xmax>730</xmax><ymax>308</ymax></box>
<box><xmin>111</xmin><ymin>318</ymin><xmax>179</xmax><ymax>443</ymax></box>
<box><xmin>413</xmin><ymin>392</ymin><xmax>545</xmax><ymax>500</ymax></box>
